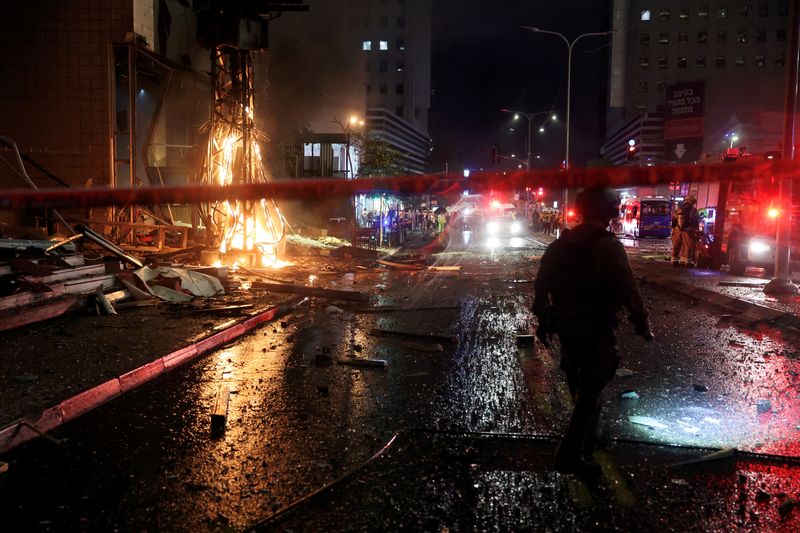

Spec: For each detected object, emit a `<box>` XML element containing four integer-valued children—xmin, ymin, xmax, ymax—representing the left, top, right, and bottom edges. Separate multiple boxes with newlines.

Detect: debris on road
<box><xmin>628</xmin><ymin>415</ymin><xmax>668</xmax><ymax>429</ymax></box>
<box><xmin>717</xmin><ymin>281</ymin><xmax>768</xmax><ymax>288</ymax></box>
<box><xmin>516</xmin><ymin>334</ymin><xmax>535</xmax><ymax>346</ymax></box>
<box><xmin>615</xmin><ymin>368</ymin><xmax>634</xmax><ymax>378</ymax></box>
<box><xmin>757</xmin><ymin>400</ymin><xmax>772</xmax><ymax>414</ymax></box>
<box><xmin>335</xmin><ymin>357</ymin><xmax>388</xmax><ymax>368</ymax></box>
<box><xmin>377</xmin><ymin>259</ymin><xmax>425</xmax><ymax>270</ymax></box>
<box><xmin>251</xmin><ymin>280</ymin><xmax>369</xmax><ymax>302</ymax></box>
<box><xmin>428</xmin><ymin>265</ymin><xmax>461</xmax><ymax>271</ymax></box>
<box><xmin>211</xmin><ymin>384</ymin><xmax>230</xmax><ymax>434</ymax></box>
<box><xmin>670</xmin><ymin>448</ymin><xmax>736</xmax><ymax>468</ymax></box>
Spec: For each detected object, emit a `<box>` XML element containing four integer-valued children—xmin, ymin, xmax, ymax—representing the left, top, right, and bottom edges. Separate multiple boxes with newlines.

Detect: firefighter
<box><xmin>533</xmin><ymin>185</ymin><xmax>653</xmax><ymax>478</ymax></box>
<box><xmin>677</xmin><ymin>196</ymin><xmax>701</xmax><ymax>266</ymax></box>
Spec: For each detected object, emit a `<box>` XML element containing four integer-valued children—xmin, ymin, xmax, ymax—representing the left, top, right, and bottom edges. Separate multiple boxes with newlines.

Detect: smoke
<box><xmin>261</xmin><ymin>0</ymin><xmax>368</xmax><ymax>146</ymax></box>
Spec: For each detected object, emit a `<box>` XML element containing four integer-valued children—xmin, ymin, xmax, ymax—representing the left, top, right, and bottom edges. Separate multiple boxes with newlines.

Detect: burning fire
<box><xmin>203</xmin><ymin>48</ymin><xmax>287</xmax><ymax>270</ymax></box>
<box><xmin>211</xmin><ymin>134</ymin><xmax>287</xmax><ymax>268</ymax></box>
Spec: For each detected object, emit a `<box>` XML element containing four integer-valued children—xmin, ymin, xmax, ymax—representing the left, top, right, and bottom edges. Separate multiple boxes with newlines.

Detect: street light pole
<box><xmin>500</xmin><ymin>108</ymin><xmax>556</xmax><ymax>171</ymax></box>
<box><xmin>521</xmin><ymin>27</ymin><xmax>613</xmax><ymax>213</ymax></box>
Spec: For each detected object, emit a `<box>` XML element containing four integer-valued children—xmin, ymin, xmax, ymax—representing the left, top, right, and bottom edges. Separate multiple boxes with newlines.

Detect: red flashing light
<box><xmin>768</xmin><ymin>207</ymin><xmax>780</xmax><ymax>219</ymax></box>
<box><xmin>567</xmin><ymin>209</ymin><xmax>575</xmax><ymax>218</ymax></box>
<box><xmin>490</xmin><ymin>200</ymin><xmax>501</xmax><ymax>209</ymax></box>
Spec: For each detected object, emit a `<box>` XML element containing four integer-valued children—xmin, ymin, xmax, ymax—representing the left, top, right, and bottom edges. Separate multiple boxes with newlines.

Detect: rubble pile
<box><xmin>0</xmin><ymin>235</ymin><xmax>228</xmax><ymax>332</ymax></box>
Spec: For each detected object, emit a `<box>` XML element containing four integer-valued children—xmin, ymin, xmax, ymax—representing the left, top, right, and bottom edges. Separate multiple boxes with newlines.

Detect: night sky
<box><xmin>430</xmin><ymin>0</ymin><xmax>611</xmax><ymax>171</ymax></box>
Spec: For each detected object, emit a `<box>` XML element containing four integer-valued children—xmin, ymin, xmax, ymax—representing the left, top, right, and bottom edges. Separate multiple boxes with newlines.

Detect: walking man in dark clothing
<box><xmin>532</xmin><ymin>186</ymin><xmax>653</xmax><ymax>478</ymax></box>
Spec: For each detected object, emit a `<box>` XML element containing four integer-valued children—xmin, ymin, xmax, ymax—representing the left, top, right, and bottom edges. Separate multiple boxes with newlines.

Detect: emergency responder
<box><xmin>672</xmin><ymin>196</ymin><xmax>701</xmax><ymax>266</ymax></box>
<box><xmin>533</xmin><ymin>185</ymin><xmax>653</xmax><ymax>479</ymax></box>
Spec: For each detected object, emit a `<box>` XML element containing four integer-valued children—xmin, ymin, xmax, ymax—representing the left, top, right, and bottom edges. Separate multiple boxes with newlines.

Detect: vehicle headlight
<box><xmin>486</xmin><ymin>220</ymin><xmax>499</xmax><ymax>235</ymax></box>
<box><xmin>749</xmin><ymin>241</ymin><xmax>771</xmax><ymax>255</ymax></box>
<box><xmin>510</xmin><ymin>221</ymin><xmax>522</xmax><ymax>234</ymax></box>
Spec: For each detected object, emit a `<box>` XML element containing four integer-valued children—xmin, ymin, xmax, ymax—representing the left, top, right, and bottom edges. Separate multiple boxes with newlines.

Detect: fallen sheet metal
<box><xmin>132</xmin><ymin>265</ymin><xmax>225</xmax><ymax>302</ymax></box>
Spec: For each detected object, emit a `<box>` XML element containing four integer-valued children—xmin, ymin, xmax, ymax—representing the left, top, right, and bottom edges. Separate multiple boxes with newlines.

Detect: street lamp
<box><xmin>500</xmin><ymin>108</ymin><xmax>557</xmax><ymax>170</ymax></box>
<box><xmin>521</xmin><ymin>26</ymin><xmax>613</xmax><ymax>211</ymax></box>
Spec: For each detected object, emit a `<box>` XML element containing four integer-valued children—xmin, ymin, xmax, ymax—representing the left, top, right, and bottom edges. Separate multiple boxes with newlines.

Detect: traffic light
<box><xmin>627</xmin><ymin>139</ymin><xmax>639</xmax><ymax>161</ymax></box>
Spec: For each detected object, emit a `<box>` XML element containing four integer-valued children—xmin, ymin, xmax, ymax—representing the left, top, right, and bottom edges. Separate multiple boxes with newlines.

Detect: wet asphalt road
<box><xmin>3</xmin><ymin>228</ymin><xmax>800</xmax><ymax>531</ymax></box>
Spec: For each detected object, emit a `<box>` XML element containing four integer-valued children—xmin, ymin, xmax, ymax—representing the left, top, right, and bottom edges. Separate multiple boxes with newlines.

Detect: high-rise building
<box><xmin>603</xmin><ymin>0</ymin><xmax>790</xmax><ymax>166</ymax></box>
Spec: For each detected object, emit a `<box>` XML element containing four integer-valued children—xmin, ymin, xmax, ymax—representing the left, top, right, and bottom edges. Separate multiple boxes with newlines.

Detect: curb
<box><xmin>644</xmin><ymin>277</ymin><xmax>800</xmax><ymax>334</ymax></box>
<box><xmin>0</xmin><ymin>296</ymin><xmax>307</xmax><ymax>454</ymax></box>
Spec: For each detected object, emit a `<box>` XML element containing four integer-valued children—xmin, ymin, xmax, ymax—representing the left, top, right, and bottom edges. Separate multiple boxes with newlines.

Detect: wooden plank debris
<box><xmin>22</xmin><ymin>263</ymin><xmax>107</xmax><ymax>285</ymax></box>
<box><xmin>376</xmin><ymin>259</ymin><xmax>425</xmax><ymax>270</ymax></box>
<box><xmin>250</xmin><ymin>281</ymin><xmax>369</xmax><ymax>302</ymax></box>
<box><xmin>0</xmin><ymin>296</ymin><xmax>78</xmax><ymax>332</ymax></box>
<box><xmin>427</xmin><ymin>266</ymin><xmax>461</xmax><ymax>271</ymax></box>
<box><xmin>211</xmin><ymin>384</ymin><xmax>230</xmax><ymax>434</ymax></box>
<box><xmin>0</xmin><ymin>284</ymin><xmax>66</xmax><ymax>312</ymax></box>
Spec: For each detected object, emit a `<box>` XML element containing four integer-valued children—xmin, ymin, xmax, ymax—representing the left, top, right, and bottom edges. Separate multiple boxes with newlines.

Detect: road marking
<box><xmin>592</xmin><ymin>450</ymin><xmax>636</xmax><ymax>506</ymax></box>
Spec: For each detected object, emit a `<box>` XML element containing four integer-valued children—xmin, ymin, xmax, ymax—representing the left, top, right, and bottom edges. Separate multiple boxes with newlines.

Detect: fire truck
<box><xmin>721</xmin><ymin>178</ymin><xmax>800</xmax><ymax>276</ymax></box>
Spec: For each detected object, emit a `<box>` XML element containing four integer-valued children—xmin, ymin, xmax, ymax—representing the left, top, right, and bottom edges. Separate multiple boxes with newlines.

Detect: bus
<box><xmin>621</xmin><ymin>198</ymin><xmax>672</xmax><ymax>239</ymax></box>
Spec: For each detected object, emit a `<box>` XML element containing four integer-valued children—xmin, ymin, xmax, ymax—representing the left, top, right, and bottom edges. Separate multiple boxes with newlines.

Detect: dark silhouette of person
<box><xmin>533</xmin><ymin>185</ymin><xmax>653</xmax><ymax>479</ymax></box>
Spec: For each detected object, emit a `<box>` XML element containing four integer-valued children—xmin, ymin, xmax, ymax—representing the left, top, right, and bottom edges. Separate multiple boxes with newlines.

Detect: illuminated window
<box><xmin>677</xmin><ymin>56</ymin><xmax>687</xmax><ymax>68</ymax></box>
<box><xmin>640</xmin><ymin>33</ymin><xmax>650</xmax><ymax>45</ymax></box>
<box><xmin>679</xmin><ymin>8</ymin><xmax>689</xmax><ymax>20</ymax></box>
<box><xmin>697</xmin><ymin>31</ymin><xmax>707</xmax><ymax>43</ymax></box>
<box><xmin>639</xmin><ymin>57</ymin><xmax>650</xmax><ymax>68</ymax></box>
<box><xmin>641</xmin><ymin>10</ymin><xmax>651</xmax><ymax>21</ymax></box>
<box><xmin>657</xmin><ymin>56</ymin><xmax>668</xmax><ymax>68</ymax></box>
<box><xmin>717</xmin><ymin>31</ymin><xmax>728</xmax><ymax>43</ymax></box>
<box><xmin>395</xmin><ymin>61</ymin><xmax>404</xmax><ymax>72</ymax></box>
<box><xmin>736</xmin><ymin>30</ymin><xmax>747</xmax><ymax>43</ymax></box>
<box><xmin>734</xmin><ymin>55</ymin><xmax>745</xmax><ymax>67</ymax></box>
<box><xmin>379</xmin><ymin>40</ymin><xmax>389</xmax><ymax>50</ymax></box>
<box><xmin>696</xmin><ymin>56</ymin><xmax>706</xmax><ymax>68</ymax></box>
<box><xmin>756</xmin><ymin>29</ymin><xmax>766</xmax><ymax>42</ymax></box>
<box><xmin>698</xmin><ymin>6</ymin><xmax>709</xmax><ymax>18</ymax></box>
<box><xmin>756</xmin><ymin>54</ymin><xmax>766</xmax><ymax>67</ymax></box>
<box><xmin>362</xmin><ymin>40</ymin><xmax>372</xmax><ymax>51</ymax></box>
<box><xmin>715</xmin><ymin>55</ymin><xmax>726</xmax><ymax>67</ymax></box>
<box><xmin>678</xmin><ymin>32</ymin><xmax>688</xmax><ymax>43</ymax></box>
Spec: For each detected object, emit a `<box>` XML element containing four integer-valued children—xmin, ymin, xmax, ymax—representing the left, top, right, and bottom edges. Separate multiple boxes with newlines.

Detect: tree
<box><xmin>357</xmin><ymin>133</ymin><xmax>403</xmax><ymax>177</ymax></box>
